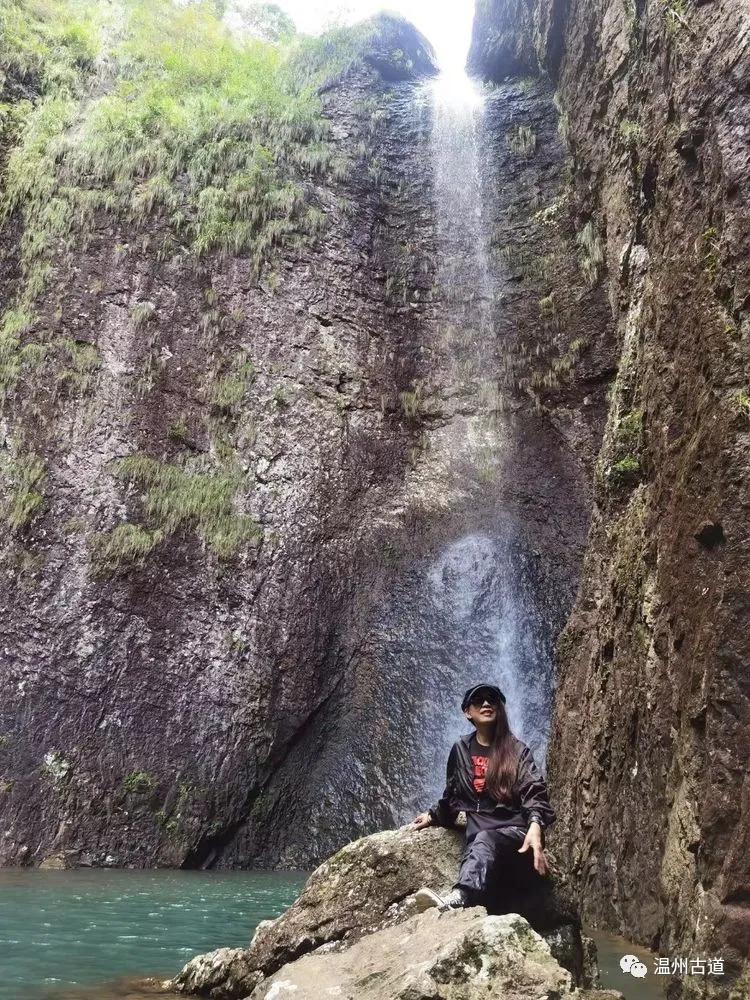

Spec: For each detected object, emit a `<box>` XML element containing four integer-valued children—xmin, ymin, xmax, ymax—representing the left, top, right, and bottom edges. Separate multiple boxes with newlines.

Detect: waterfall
<box><xmin>410</xmin><ymin>69</ymin><xmax>555</xmax><ymax>805</ymax></box>
<box><xmin>271</xmin><ymin>53</ymin><xmax>561</xmax><ymax>852</ymax></box>
<box><xmin>430</xmin><ymin>72</ymin><xmax>492</xmax><ymax>330</ymax></box>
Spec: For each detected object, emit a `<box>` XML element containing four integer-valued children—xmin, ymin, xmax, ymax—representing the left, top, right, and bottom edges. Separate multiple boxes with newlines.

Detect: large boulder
<box><xmin>170</xmin><ymin>825</ymin><xmax>600</xmax><ymax>998</ymax></box>
<box><xmin>362</xmin><ymin>13</ymin><xmax>438</xmax><ymax>81</ymax></box>
<box><xmin>250</xmin><ymin>909</ymin><xmax>621</xmax><ymax>1000</ymax></box>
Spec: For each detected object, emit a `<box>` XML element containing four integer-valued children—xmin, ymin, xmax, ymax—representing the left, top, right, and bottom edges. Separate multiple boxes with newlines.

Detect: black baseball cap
<box><xmin>461</xmin><ymin>684</ymin><xmax>506</xmax><ymax>710</ymax></box>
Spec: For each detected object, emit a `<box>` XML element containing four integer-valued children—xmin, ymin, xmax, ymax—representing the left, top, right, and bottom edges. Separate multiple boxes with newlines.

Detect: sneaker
<box><xmin>441</xmin><ymin>888</ymin><xmax>469</xmax><ymax>910</ymax></box>
<box><xmin>414</xmin><ymin>886</ymin><xmax>468</xmax><ymax>912</ymax></box>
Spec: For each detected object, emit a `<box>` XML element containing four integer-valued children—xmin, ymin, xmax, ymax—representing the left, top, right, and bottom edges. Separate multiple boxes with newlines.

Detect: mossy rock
<box><xmin>361</xmin><ymin>14</ymin><xmax>438</xmax><ymax>81</ymax></box>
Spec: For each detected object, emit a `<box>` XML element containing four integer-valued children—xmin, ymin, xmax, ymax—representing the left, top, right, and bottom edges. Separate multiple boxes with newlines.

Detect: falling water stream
<box><xmin>411</xmin><ymin>68</ymin><xmax>554</xmax><ymax>803</ymax></box>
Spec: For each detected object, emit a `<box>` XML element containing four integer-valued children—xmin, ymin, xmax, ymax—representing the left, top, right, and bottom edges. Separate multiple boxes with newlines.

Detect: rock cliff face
<box><xmin>1</xmin><ymin>5</ymin><xmax>612</xmax><ymax>870</ymax></box>
<box><xmin>470</xmin><ymin>0</ymin><xmax>750</xmax><ymax>994</ymax></box>
<box><xmin>0</xmin><ymin>11</ymin><xmax>439</xmax><ymax>870</ymax></box>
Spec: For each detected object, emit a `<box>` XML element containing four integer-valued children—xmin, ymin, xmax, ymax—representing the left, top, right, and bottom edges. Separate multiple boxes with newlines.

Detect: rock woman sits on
<box><xmin>412</xmin><ymin>683</ymin><xmax>555</xmax><ymax>911</ymax></box>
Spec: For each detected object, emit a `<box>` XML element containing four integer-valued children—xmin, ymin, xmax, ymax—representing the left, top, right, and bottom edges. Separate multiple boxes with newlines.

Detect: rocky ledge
<box><xmin>167</xmin><ymin>825</ymin><xmax>622</xmax><ymax>999</ymax></box>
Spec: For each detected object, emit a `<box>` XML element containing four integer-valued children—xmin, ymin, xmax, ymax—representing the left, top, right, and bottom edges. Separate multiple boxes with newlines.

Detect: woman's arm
<box><xmin>516</xmin><ymin>745</ymin><xmax>556</xmax><ymax>829</ymax></box>
<box><xmin>413</xmin><ymin>744</ymin><xmax>460</xmax><ymax>829</ymax></box>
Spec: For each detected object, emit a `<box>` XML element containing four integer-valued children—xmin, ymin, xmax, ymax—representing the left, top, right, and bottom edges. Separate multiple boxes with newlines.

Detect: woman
<box><xmin>412</xmin><ymin>682</ymin><xmax>555</xmax><ymax>911</ymax></box>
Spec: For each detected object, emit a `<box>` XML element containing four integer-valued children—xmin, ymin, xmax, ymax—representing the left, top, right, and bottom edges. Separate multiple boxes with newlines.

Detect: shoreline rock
<box><xmin>249</xmin><ymin>908</ymin><xmax>622</xmax><ymax>1000</ymax></box>
<box><xmin>170</xmin><ymin>825</ymin><xmax>612</xmax><ymax>999</ymax></box>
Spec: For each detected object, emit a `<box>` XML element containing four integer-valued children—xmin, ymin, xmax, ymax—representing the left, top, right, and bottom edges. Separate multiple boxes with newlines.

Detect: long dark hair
<box><xmin>484</xmin><ymin>702</ymin><xmax>519</xmax><ymax>803</ymax></box>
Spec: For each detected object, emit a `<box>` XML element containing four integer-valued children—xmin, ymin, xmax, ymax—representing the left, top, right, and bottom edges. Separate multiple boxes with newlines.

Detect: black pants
<box><xmin>454</xmin><ymin>825</ymin><xmax>534</xmax><ymax>905</ymax></box>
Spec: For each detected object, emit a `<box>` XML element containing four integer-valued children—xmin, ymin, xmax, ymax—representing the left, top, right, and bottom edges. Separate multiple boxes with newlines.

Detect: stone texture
<box><xmin>0</xmin><ymin>22</ymin><xmax>440</xmax><ymax>872</ymax></box>
<box><xmin>244</xmin><ymin>825</ymin><xmax>465</xmax><ymax>974</ymax></box>
<box><xmin>470</xmin><ymin>0</ymin><xmax>750</xmax><ymax>995</ymax></box>
<box><xmin>170</xmin><ymin>949</ymin><xmax>263</xmax><ymax>1000</ymax></box>
<box><xmin>38</xmin><ymin>852</ymin><xmax>69</xmax><ymax>870</ymax></box>
<box><xmin>248</xmin><ymin>909</ymin><xmax>621</xmax><ymax>1000</ymax></box>
<box><xmin>360</xmin><ymin>13</ymin><xmax>438</xmax><ymax>80</ymax></box>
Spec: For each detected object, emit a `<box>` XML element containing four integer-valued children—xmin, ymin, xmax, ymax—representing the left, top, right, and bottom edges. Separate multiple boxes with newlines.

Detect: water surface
<box><xmin>588</xmin><ymin>927</ymin><xmax>669</xmax><ymax>999</ymax></box>
<box><xmin>0</xmin><ymin>868</ymin><xmax>306</xmax><ymax>1000</ymax></box>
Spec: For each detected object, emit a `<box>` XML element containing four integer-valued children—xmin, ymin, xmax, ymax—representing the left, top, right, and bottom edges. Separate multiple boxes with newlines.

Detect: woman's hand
<box><xmin>412</xmin><ymin>811</ymin><xmax>433</xmax><ymax>830</ymax></box>
<box><xmin>518</xmin><ymin>822</ymin><xmax>550</xmax><ymax>875</ymax></box>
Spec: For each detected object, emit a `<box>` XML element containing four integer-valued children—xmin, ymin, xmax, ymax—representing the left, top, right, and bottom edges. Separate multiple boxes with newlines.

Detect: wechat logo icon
<box><xmin>620</xmin><ymin>954</ymin><xmax>648</xmax><ymax>978</ymax></box>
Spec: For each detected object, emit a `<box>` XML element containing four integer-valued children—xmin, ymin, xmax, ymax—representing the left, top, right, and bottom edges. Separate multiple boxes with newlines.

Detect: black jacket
<box><xmin>428</xmin><ymin>732</ymin><xmax>556</xmax><ymax>831</ymax></box>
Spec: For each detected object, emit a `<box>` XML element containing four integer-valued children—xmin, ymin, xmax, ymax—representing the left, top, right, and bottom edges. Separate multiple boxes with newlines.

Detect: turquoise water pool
<box><xmin>0</xmin><ymin>868</ymin><xmax>306</xmax><ymax>1000</ymax></box>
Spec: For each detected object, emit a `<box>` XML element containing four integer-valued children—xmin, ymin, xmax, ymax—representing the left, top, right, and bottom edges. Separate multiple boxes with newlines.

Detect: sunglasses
<box><xmin>468</xmin><ymin>693</ymin><xmax>500</xmax><ymax>707</ymax></box>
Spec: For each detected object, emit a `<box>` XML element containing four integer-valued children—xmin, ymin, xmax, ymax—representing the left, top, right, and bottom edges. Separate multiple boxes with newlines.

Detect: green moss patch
<box><xmin>1</xmin><ymin>452</ymin><xmax>46</xmax><ymax>531</ymax></box>
<box><xmin>95</xmin><ymin>453</ymin><xmax>261</xmax><ymax>567</ymax></box>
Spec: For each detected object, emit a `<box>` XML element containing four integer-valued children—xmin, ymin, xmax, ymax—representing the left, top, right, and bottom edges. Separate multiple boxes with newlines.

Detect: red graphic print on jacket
<box><xmin>470</xmin><ymin>742</ymin><xmax>490</xmax><ymax>794</ymax></box>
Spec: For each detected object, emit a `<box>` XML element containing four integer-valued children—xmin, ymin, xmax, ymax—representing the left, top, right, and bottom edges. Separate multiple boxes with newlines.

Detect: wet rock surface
<box><xmin>0</xmin><ymin>24</ymin><xmax>439</xmax><ymax>870</ymax></box>
<box><xmin>471</xmin><ymin>0</ymin><xmax>750</xmax><ymax>995</ymax></box>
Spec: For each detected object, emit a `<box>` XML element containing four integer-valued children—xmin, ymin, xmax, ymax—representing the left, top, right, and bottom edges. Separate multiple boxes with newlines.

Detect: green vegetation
<box><xmin>399</xmin><ymin>381</ymin><xmax>424</xmax><ymax>420</ymax></box>
<box><xmin>62</xmin><ymin>516</ymin><xmax>86</xmax><ymax>534</ymax></box>
<box><xmin>577</xmin><ymin>220</ymin><xmax>604</xmax><ymax>285</ymax></box>
<box><xmin>619</xmin><ymin>118</ymin><xmax>644</xmax><ymax>145</ymax></box>
<box><xmin>167</xmin><ymin>419</ymin><xmax>190</xmax><ymax>444</ymax></box>
<box><xmin>56</xmin><ymin>338</ymin><xmax>101</xmax><ymax>395</ymax></box>
<box><xmin>155</xmin><ymin>780</ymin><xmax>192</xmax><ymax>837</ymax></box>
<box><xmin>599</xmin><ymin>409</ymin><xmax>645</xmax><ymax>491</ymax></box>
<box><xmin>538</xmin><ymin>294</ymin><xmax>556</xmax><ymax>318</ymax></box>
<box><xmin>212</xmin><ymin>353</ymin><xmax>255</xmax><ymax>414</ymax></box>
<box><xmin>528</xmin><ymin>337</ymin><xmax>586</xmax><ymax>397</ymax></box>
<box><xmin>130</xmin><ymin>301</ymin><xmax>156</xmax><ymax>330</ymax></box>
<box><xmin>698</xmin><ymin>226</ymin><xmax>720</xmax><ymax>278</ymax></box>
<box><xmin>507</xmin><ymin>124</ymin><xmax>537</xmax><ymax>158</ymax></box>
<box><xmin>0</xmin><ymin>0</ymin><xmax>98</xmax><ymax>84</ymax></box>
<box><xmin>2</xmin><ymin>453</ymin><xmax>46</xmax><ymax>531</ymax></box>
<box><xmin>534</xmin><ymin>197</ymin><xmax>564</xmax><ymax>226</ymax></box>
<box><xmin>0</xmin><ymin>308</ymin><xmax>44</xmax><ymax>398</ymax></box>
<box><xmin>608</xmin><ymin>454</ymin><xmax>641</xmax><ymax>485</ymax></box>
<box><xmin>97</xmin><ymin>453</ymin><xmax>261</xmax><ymax>564</ymax></box>
<box><xmin>122</xmin><ymin>770</ymin><xmax>155</xmax><ymax>794</ymax></box>
<box><xmin>733</xmin><ymin>390</ymin><xmax>750</xmax><ymax>422</ymax></box>
<box><xmin>0</xmin><ymin>0</ymin><xmax>376</xmax><ymax>396</ymax></box>
<box><xmin>94</xmin><ymin>523</ymin><xmax>163</xmax><ymax>569</ymax></box>
<box><xmin>665</xmin><ymin>0</ymin><xmax>690</xmax><ymax>33</ymax></box>
<box><xmin>615</xmin><ymin>408</ymin><xmax>643</xmax><ymax>449</ymax></box>
<box><xmin>497</xmin><ymin>241</ymin><xmax>543</xmax><ymax>276</ymax></box>
<box><xmin>155</xmin><ymin>810</ymin><xmax>178</xmax><ymax>834</ymax></box>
